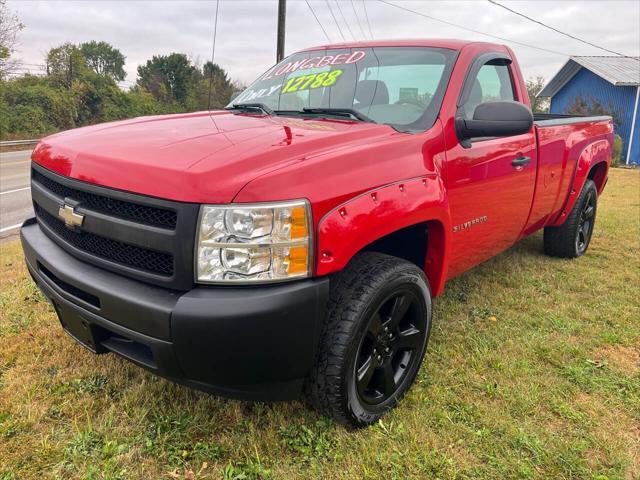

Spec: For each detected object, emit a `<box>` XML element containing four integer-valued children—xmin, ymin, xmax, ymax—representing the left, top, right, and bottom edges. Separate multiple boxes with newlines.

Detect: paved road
<box><xmin>1</xmin><ymin>150</ymin><xmax>33</xmax><ymax>240</ymax></box>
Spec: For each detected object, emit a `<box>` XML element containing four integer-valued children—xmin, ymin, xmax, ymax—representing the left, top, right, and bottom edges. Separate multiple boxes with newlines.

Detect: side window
<box><xmin>461</xmin><ymin>61</ymin><xmax>515</xmax><ymax>119</ymax></box>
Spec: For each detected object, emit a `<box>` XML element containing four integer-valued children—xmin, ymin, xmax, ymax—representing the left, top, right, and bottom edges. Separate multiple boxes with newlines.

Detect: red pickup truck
<box><xmin>21</xmin><ymin>39</ymin><xmax>613</xmax><ymax>427</ymax></box>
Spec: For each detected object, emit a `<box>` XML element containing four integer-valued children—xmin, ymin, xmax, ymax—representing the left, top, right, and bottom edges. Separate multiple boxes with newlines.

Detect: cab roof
<box><xmin>299</xmin><ymin>39</ymin><xmax>499</xmax><ymax>52</ymax></box>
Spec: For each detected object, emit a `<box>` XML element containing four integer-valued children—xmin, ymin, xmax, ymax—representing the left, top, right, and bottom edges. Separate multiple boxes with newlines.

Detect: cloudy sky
<box><xmin>9</xmin><ymin>0</ymin><xmax>640</xmax><ymax>88</ymax></box>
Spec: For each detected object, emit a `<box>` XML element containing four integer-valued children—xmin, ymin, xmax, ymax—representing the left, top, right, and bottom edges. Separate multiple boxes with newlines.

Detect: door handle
<box><xmin>512</xmin><ymin>156</ymin><xmax>531</xmax><ymax>168</ymax></box>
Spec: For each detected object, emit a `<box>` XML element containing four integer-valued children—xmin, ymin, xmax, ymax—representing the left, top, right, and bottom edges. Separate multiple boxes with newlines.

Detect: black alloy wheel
<box><xmin>576</xmin><ymin>188</ymin><xmax>596</xmax><ymax>255</ymax></box>
<box><xmin>544</xmin><ymin>179</ymin><xmax>598</xmax><ymax>259</ymax></box>
<box><xmin>306</xmin><ymin>252</ymin><xmax>432</xmax><ymax>427</ymax></box>
<box><xmin>355</xmin><ymin>289</ymin><xmax>427</xmax><ymax>405</ymax></box>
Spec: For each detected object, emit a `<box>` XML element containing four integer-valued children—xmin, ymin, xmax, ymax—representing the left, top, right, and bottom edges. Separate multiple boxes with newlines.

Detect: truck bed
<box><xmin>526</xmin><ymin>113</ymin><xmax>613</xmax><ymax>235</ymax></box>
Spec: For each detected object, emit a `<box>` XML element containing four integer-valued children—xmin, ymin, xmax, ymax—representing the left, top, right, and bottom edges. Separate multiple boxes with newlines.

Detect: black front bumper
<box><xmin>21</xmin><ymin>218</ymin><xmax>330</xmax><ymax>401</ymax></box>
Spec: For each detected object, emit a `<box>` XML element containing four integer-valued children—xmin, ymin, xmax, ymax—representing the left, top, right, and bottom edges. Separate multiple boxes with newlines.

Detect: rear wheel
<box><xmin>306</xmin><ymin>252</ymin><xmax>431</xmax><ymax>427</ymax></box>
<box><xmin>544</xmin><ymin>179</ymin><xmax>598</xmax><ymax>258</ymax></box>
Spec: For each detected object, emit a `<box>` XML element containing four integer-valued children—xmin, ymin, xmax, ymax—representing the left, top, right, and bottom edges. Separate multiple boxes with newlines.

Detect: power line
<box><xmin>305</xmin><ymin>0</ymin><xmax>332</xmax><ymax>42</ymax></box>
<box><xmin>325</xmin><ymin>0</ymin><xmax>346</xmax><ymax>42</ymax></box>
<box><xmin>362</xmin><ymin>0</ymin><xmax>374</xmax><ymax>39</ymax></box>
<box><xmin>350</xmin><ymin>0</ymin><xmax>368</xmax><ymax>40</ymax></box>
<box><xmin>488</xmin><ymin>0</ymin><xmax>637</xmax><ymax>60</ymax></box>
<box><xmin>335</xmin><ymin>0</ymin><xmax>356</xmax><ymax>41</ymax></box>
<box><xmin>378</xmin><ymin>0</ymin><xmax>571</xmax><ymax>57</ymax></box>
<box><xmin>207</xmin><ymin>0</ymin><xmax>220</xmax><ymax>111</ymax></box>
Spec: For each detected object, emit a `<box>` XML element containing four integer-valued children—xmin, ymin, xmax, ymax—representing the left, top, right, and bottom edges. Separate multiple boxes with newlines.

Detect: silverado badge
<box><xmin>58</xmin><ymin>204</ymin><xmax>84</xmax><ymax>229</ymax></box>
<box><xmin>453</xmin><ymin>215</ymin><xmax>488</xmax><ymax>233</ymax></box>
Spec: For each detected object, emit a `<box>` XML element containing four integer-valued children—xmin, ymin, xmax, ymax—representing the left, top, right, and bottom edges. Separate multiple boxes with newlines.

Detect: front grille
<box><xmin>37</xmin><ymin>206</ymin><xmax>174</xmax><ymax>276</ymax></box>
<box><xmin>32</xmin><ymin>170</ymin><xmax>177</xmax><ymax>229</ymax></box>
<box><xmin>31</xmin><ymin>163</ymin><xmax>200</xmax><ymax>289</ymax></box>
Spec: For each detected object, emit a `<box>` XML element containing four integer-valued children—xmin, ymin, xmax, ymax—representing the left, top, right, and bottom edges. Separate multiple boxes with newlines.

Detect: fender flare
<box><xmin>315</xmin><ymin>175</ymin><xmax>451</xmax><ymax>296</ymax></box>
<box><xmin>550</xmin><ymin>139</ymin><xmax>610</xmax><ymax>227</ymax></box>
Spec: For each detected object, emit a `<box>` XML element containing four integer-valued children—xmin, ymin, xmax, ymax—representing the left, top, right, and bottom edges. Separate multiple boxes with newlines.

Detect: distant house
<box><xmin>539</xmin><ymin>56</ymin><xmax>640</xmax><ymax>165</ymax></box>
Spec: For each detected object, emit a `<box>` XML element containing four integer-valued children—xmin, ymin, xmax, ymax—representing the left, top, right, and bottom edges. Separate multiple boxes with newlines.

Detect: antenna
<box><xmin>207</xmin><ymin>0</ymin><xmax>220</xmax><ymax>111</ymax></box>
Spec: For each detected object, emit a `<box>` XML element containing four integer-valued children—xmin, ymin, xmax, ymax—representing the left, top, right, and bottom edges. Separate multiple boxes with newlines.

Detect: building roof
<box><xmin>539</xmin><ymin>56</ymin><xmax>640</xmax><ymax>97</ymax></box>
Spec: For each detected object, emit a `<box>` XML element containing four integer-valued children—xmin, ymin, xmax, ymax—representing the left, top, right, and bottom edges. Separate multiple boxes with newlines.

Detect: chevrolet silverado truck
<box><xmin>21</xmin><ymin>39</ymin><xmax>613</xmax><ymax>427</ymax></box>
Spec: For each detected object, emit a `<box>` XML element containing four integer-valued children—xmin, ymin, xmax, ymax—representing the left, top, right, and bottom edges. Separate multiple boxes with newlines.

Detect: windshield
<box><xmin>228</xmin><ymin>47</ymin><xmax>458</xmax><ymax>132</ymax></box>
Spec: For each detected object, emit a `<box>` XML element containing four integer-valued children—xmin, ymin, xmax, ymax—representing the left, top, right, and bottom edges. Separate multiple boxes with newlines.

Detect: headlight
<box><xmin>196</xmin><ymin>200</ymin><xmax>312</xmax><ymax>283</ymax></box>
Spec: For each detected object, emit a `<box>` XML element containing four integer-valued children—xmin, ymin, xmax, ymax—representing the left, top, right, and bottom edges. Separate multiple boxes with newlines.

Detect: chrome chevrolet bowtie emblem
<box><xmin>58</xmin><ymin>204</ymin><xmax>84</xmax><ymax>229</ymax></box>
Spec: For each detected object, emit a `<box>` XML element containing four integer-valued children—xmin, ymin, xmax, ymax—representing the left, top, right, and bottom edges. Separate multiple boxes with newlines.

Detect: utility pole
<box><xmin>276</xmin><ymin>0</ymin><xmax>286</xmax><ymax>63</ymax></box>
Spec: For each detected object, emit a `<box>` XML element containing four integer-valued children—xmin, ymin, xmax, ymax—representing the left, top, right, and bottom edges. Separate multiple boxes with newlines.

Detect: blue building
<box><xmin>539</xmin><ymin>56</ymin><xmax>640</xmax><ymax>165</ymax></box>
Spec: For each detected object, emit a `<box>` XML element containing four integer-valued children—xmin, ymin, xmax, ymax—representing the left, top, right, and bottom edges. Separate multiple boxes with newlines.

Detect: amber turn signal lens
<box><xmin>287</xmin><ymin>246</ymin><xmax>309</xmax><ymax>274</ymax></box>
<box><xmin>290</xmin><ymin>206</ymin><xmax>308</xmax><ymax>240</ymax></box>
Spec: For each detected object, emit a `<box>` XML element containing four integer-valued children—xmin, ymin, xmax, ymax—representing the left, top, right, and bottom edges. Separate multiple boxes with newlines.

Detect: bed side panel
<box><xmin>523</xmin><ymin>119</ymin><xmax>612</xmax><ymax>235</ymax></box>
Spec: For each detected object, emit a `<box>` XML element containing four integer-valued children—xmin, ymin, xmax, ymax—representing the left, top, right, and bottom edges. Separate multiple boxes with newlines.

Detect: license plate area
<box><xmin>54</xmin><ymin>301</ymin><xmax>107</xmax><ymax>354</ymax></box>
<box><xmin>53</xmin><ymin>300</ymin><xmax>156</xmax><ymax>368</ymax></box>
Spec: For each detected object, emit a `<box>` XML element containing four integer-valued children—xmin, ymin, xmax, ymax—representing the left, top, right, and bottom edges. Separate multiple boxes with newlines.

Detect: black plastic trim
<box><xmin>31</xmin><ymin>163</ymin><xmax>200</xmax><ymax>290</ymax></box>
<box><xmin>38</xmin><ymin>261</ymin><xmax>101</xmax><ymax>309</ymax></box>
<box><xmin>172</xmin><ymin>278</ymin><xmax>330</xmax><ymax>388</ymax></box>
<box><xmin>31</xmin><ymin>181</ymin><xmax>175</xmax><ymax>251</ymax></box>
<box><xmin>21</xmin><ymin>218</ymin><xmax>331</xmax><ymax>401</ymax></box>
<box><xmin>455</xmin><ymin>52</ymin><xmax>521</xmax><ymax>148</ymax></box>
<box><xmin>22</xmin><ymin>217</ymin><xmax>180</xmax><ymax>339</ymax></box>
<box><xmin>534</xmin><ymin>114</ymin><xmax>612</xmax><ymax>127</ymax></box>
<box><xmin>32</xmin><ymin>168</ymin><xmax>178</xmax><ymax>229</ymax></box>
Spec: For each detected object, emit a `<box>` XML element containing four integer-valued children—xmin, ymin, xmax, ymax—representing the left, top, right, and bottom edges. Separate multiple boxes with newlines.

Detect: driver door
<box><xmin>445</xmin><ymin>56</ymin><xmax>536</xmax><ymax>278</ymax></box>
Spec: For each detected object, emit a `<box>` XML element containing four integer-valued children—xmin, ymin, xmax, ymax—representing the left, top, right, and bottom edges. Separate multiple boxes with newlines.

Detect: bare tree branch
<box><xmin>0</xmin><ymin>0</ymin><xmax>25</xmax><ymax>79</ymax></box>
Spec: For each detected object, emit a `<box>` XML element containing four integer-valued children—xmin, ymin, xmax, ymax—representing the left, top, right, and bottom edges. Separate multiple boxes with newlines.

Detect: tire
<box><xmin>544</xmin><ymin>179</ymin><xmax>598</xmax><ymax>258</ymax></box>
<box><xmin>306</xmin><ymin>252</ymin><xmax>432</xmax><ymax>427</ymax></box>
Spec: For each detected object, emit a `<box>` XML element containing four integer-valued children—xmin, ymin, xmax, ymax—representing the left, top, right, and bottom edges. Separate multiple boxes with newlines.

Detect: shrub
<box><xmin>1</xmin><ymin>104</ymin><xmax>52</xmax><ymax>136</ymax></box>
<box><xmin>612</xmin><ymin>134</ymin><xmax>623</xmax><ymax>167</ymax></box>
<box><xmin>1</xmin><ymin>76</ymin><xmax>76</xmax><ymax>137</ymax></box>
<box><xmin>1</xmin><ymin>44</ymin><xmax>235</xmax><ymax>140</ymax></box>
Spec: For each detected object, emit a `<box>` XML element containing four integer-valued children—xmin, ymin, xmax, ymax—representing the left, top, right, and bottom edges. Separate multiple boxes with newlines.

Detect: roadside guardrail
<box><xmin>0</xmin><ymin>139</ymin><xmax>39</xmax><ymax>147</ymax></box>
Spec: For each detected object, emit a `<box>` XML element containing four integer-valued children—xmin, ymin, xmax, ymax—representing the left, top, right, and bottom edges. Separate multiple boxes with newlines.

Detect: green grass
<box><xmin>1</xmin><ymin>169</ymin><xmax>638</xmax><ymax>480</ymax></box>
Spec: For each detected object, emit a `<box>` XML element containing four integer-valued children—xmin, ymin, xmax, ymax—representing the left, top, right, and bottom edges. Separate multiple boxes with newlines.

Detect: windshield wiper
<box><xmin>299</xmin><ymin>108</ymin><xmax>375</xmax><ymax>123</ymax></box>
<box><xmin>226</xmin><ymin>103</ymin><xmax>275</xmax><ymax>115</ymax></box>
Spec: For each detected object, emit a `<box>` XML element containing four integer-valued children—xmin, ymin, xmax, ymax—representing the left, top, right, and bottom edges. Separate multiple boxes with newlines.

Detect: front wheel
<box><xmin>306</xmin><ymin>252</ymin><xmax>432</xmax><ymax>427</ymax></box>
<box><xmin>544</xmin><ymin>179</ymin><xmax>598</xmax><ymax>258</ymax></box>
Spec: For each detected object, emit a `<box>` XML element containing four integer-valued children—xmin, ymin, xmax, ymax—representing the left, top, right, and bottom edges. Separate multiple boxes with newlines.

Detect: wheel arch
<box><xmin>587</xmin><ymin>160</ymin><xmax>609</xmax><ymax>194</ymax></box>
<box><xmin>550</xmin><ymin>138</ymin><xmax>611</xmax><ymax>227</ymax></box>
<box><xmin>315</xmin><ymin>176</ymin><xmax>451</xmax><ymax>296</ymax></box>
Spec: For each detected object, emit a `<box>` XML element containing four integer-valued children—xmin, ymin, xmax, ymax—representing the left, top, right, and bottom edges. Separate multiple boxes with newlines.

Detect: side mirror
<box><xmin>456</xmin><ymin>101</ymin><xmax>533</xmax><ymax>147</ymax></box>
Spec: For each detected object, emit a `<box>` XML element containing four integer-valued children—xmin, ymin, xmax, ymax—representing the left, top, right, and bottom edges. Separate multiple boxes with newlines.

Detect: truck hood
<box><xmin>32</xmin><ymin>111</ymin><xmax>393</xmax><ymax>203</ymax></box>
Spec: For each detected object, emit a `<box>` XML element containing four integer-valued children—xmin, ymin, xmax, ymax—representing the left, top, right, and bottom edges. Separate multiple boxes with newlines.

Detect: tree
<box><xmin>136</xmin><ymin>53</ymin><xmax>197</xmax><ymax>103</ymax></box>
<box><xmin>202</xmin><ymin>61</ymin><xmax>234</xmax><ymax>108</ymax></box>
<box><xmin>45</xmin><ymin>43</ymin><xmax>88</xmax><ymax>88</ymax></box>
<box><xmin>1</xmin><ymin>75</ymin><xmax>77</xmax><ymax>137</ymax></box>
<box><xmin>79</xmin><ymin>41</ymin><xmax>126</xmax><ymax>82</ymax></box>
<box><xmin>2</xmin><ymin>40</ymin><xmax>237</xmax><ymax>140</ymax></box>
<box><xmin>565</xmin><ymin>95</ymin><xmax>622</xmax><ymax>128</ymax></box>
<box><xmin>203</xmin><ymin>61</ymin><xmax>227</xmax><ymax>80</ymax></box>
<box><xmin>178</xmin><ymin>60</ymin><xmax>235</xmax><ymax>111</ymax></box>
<box><xmin>72</xmin><ymin>73</ymin><xmax>122</xmax><ymax>124</ymax></box>
<box><xmin>0</xmin><ymin>0</ymin><xmax>25</xmax><ymax>79</ymax></box>
<box><xmin>526</xmin><ymin>76</ymin><xmax>549</xmax><ymax>113</ymax></box>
